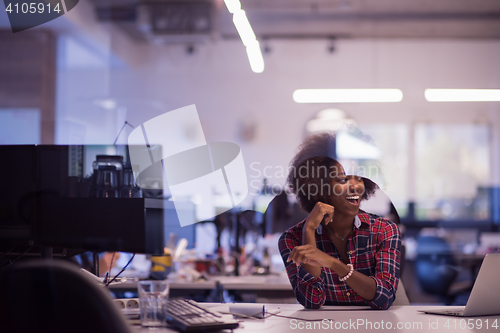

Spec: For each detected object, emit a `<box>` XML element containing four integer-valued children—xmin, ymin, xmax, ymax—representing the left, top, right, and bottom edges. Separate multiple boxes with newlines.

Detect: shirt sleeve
<box><xmin>278</xmin><ymin>231</ymin><xmax>328</xmax><ymax>309</ymax></box>
<box><xmin>366</xmin><ymin>221</ymin><xmax>401</xmax><ymax>310</ymax></box>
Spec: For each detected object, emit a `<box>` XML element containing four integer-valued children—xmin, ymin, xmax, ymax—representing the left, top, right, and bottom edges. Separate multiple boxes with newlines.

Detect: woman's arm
<box><xmin>301</xmin><ymin>202</ymin><xmax>334</xmax><ymax>278</ymax></box>
<box><xmin>286</xmin><ymin>219</ymin><xmax>401</xmax><ymax>309</ymax></box>
<box><xmin>288</xmin><ymin>244</ymin><xmax>378</xmax><ymax>301</ymax></box>
<box><xmin>330</xmin><ymin>261</ymin><xmax>377</xmax><ymax>300</ymax></box>
<box><xmin>364</xmin><ymin>221</ymin><xmax>401</xmax><ymax>309</ymax></box>
<box><xmin>287</xmin><ymin>200</ymin><xmax>378</xmax><ymax>302</ymax></box>
<box><xmin>331</xmin><ymin>230</ymin><xmax>402</xmax><ymax>307</ymax></box>
<box><xmin>279</xmin><ymin>229</ymin><xmax>327</xmax><ymax>309</ymax></box>
<box><xmin>301</xmin><ymin>225</ymin><xmax>322</xmax><ymax>277</ymax></box>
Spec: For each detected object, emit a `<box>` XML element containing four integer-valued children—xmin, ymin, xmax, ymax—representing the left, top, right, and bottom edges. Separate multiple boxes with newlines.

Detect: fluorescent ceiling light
<box><xmin>425</xmin><ymin>89</ymin><xmax>500</xmax><ymax>102</ymax></box>
<box><xmin>232</xmin><ymin>11</ymin><xmax>256</xmax><ymax>46</ymax></box>
<box><xmin>293</xmin><ymin>89</ymin><xmax>403</xmax><ymax>103</ymax></box>
<box><xmin>223</xmin><ymin>0</ymin><xmax>241</xmax><ymax>14</ymax></box>
<box><xmin>246</xmin><ymin>40</ymin><xmax>264</xmax><ymax>73</ymax></box>
<box><xmin>224</xmin><ymin>3</ymin><xmax>264</xmax><ymax>73</ymax></box>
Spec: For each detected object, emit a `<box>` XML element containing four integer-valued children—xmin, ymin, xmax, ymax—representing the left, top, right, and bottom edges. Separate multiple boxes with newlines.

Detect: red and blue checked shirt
<box><xmin>278</xmin><ymin>210</ymin><xmax>401</xmax><ymax>310</ymax></box>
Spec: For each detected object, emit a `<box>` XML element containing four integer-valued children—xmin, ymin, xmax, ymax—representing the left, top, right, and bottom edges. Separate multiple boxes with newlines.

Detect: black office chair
<box><xmin>0</xmin><ymin>259</ymin><xmax>132</xmax><ymax>333</ymax></box>
<box><xmin>415</xmin><ymin>236</ymin><xmax>472</xmax><ymax>305</ymax></box>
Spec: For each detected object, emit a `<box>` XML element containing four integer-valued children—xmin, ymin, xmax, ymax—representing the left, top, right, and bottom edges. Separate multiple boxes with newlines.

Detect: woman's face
<box><xmin>328</xmin><ymin>164</ymin><xmax>365</xmax><ymax>217</ymax></box>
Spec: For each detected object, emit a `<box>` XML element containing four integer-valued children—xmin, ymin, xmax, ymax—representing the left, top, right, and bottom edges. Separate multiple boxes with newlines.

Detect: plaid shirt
<box><xmin>278</xmin><ymin>211</ymin><xmax>401</xmax><ymax>310</ymax></box>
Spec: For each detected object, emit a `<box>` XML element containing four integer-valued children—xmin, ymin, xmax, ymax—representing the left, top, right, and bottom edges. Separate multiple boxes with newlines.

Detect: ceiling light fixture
<box><xmin>224</xmin><ymin>0</ymin><xmax>241</xmax><ymax>14</ymax></box>
<box><xmin>232</xmin><ymin>10</ymin><xmax>256</xmax><ymax>46</ymax></box>
<box><xmin>293</xmin><ymin>89</ymin><xmax>403</xmax><ymax>103</ymax></box>
<box><xmin>306</xmin><ymin>108</ymin><xmax>356</xmax><ymax>133</ymax></box>
<box><xmin>224</xmin><ymin>0</ymin><xmax>264</xmax><ymax>73</ymax></box>
<box><xmin>425</xmin><ymin>89</ymin><xmax>500</xmax><ymax>102</ymax></box>
<box><xmin>245</xmin><ymin>40</ymin><xmax>265</xmax><ymax>73</ymax></box>
<box><xmin>93</xmin><ymin>99</ymin><xmax>117</xmax><ymax>110</ymax></box>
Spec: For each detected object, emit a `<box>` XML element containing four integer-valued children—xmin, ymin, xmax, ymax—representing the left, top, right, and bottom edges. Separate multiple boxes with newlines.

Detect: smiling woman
<box><xmin>278</xmin><ymin>132</ymin><xmax>401</xmax><ymax>310</ymax></box>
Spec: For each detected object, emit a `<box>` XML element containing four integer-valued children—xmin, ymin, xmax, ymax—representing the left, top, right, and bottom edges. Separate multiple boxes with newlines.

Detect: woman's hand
<box><xmin>304</xmin><ymin>202</ymin><xmax>335</xmax><ymax>232</ymax></box>
<box><xmin>287</xmin><ymin>244</ymin><xmax>336</xmax><ymax>268</ymax></box>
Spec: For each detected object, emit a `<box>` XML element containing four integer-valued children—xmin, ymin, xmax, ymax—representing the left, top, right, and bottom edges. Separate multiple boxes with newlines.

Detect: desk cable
<box><xmin>219</xmin><ymin>310</ymin><xmax>324</xmax><ymax>322</ymax></box>
<box><xmin>0</xmin><ymin>246</ymin><xmax>33</xmax><ymax>271</ymax></box>
<box><xmin>103</xmin><ymin>251</ymin><xmax>117</xmax><ymax>285</ymax></box>
<box><xmin>105</xmin><ymin>253</ymin><xmax>135</xmax><ymax>287</ymax></box>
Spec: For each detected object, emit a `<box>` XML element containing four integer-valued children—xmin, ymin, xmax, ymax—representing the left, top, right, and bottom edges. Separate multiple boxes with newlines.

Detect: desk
<box><xmin>133</xmin><ymin>304</ymin><xmax>500</xmax><ymax>333</ymax></box>
<box><xmin>215</xmin><ymin>275</ymin><xmax>295</xmax><ymax>303</ymax></box>
<box><xmin>216</xmin><ymin>276</ymin><xmax>293</xmax><ymax>291</ymax></box>
<box><xmin>110</xmin><ymin>275</ymin><xmax>292</xmax><ymax>290</ymax></box>
<box><xmin>109</xmin><ymin>275</ymin><xmax>295</xmax><ymax>302</ymax></box>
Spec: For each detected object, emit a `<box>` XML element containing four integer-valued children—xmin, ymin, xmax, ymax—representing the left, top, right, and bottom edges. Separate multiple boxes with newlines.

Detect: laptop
<box><xmin>419</xmin><ymin>253</ymin><xmax>500</xmax><ymax>317</ymax></box>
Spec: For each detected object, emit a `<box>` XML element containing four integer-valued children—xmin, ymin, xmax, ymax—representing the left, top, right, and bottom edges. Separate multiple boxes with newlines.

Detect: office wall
<box><xmin>0</xmin><ymin>30</ymin><xmax>57</xmax><ymax>144</ymax></box>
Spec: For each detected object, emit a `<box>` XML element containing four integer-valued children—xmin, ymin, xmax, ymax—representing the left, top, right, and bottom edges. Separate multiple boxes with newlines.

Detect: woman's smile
<box><xmin>345</xmin><ymin>195</ymin><xmax>360</xmax><ymax>205</ymax></box>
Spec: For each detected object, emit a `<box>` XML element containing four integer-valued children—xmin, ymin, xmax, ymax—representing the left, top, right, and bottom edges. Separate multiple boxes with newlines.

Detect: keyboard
<box><xmin>166</xmin><ymin>299</ymin><xmax>239</xmax><ymax>332</ymax></box>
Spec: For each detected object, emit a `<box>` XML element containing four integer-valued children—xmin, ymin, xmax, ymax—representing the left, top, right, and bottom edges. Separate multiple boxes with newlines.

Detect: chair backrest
<box><xmin>415</xmin><ymin>235</ymin><xmax>458</xmax><ymax>295</ymax></box>
<box><xmin>416</xmin><ymin>235</ymin><xmax>455</xmax><ymax>265</ymax></box>
<box><xmin>393</xmin><ymin>280</ymin><xmax>410</xmax><ymax>306</ymax></box>
<box><xmin>0</xmin><ymin>259</ymin><xmax>133</xmax><ymax>333</ymax></box>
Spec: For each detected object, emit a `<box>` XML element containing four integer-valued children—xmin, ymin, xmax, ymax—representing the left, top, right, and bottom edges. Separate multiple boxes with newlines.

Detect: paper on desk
<box><xmin>200</xmin><ymin>304</ymin><xmax>280</xmax><ymax>319</ymax></box>
<box><xmin>228</xmin><ymin>304</ymin><xmax>266</xmax><ymax>318</ymax></box>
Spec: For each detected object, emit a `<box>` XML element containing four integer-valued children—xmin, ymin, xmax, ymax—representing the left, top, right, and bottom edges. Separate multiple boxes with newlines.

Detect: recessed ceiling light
<box><xmin>293</xmin><ymin>89</ymin><xmax>403</xmax><ymax>103</ymax></box>
<box><xmin>93</xmin><ymin>99</ymin><xmax>117</xmax><ymax>110</ymax></box>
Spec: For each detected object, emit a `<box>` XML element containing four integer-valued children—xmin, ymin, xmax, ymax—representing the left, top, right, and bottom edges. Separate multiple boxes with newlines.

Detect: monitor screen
<box><xmin>0</xmin><ymin>145</ymin><xmax>165</xmax><ymax>255</ymax></box>
<box><xmin>0</xmin><ymin>145</ymin><xmax>37</xmax><ymax>246</ymax></box>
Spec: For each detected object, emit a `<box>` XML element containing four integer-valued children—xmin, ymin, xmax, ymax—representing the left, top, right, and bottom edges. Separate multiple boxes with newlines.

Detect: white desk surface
<box><xmin>215</xmin><ymin>275</ymin><xmax>292</xmax><ymax>290</ymax></box>
<box><xmin>134</xmin><ymin>304</ymin><xmax>500</xmax><ymax>333</ymax></box>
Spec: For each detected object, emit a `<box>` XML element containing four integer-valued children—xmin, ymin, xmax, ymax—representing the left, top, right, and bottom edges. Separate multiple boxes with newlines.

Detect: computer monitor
<box><xmin>0</xmin><ymin>145</ymin><xmax>38</xmax><ymax>247</ymax></box>
<box><xmin>0</xmin><ymin>145</ymin><xmax>165</xmax><ymax>255</ymax></box>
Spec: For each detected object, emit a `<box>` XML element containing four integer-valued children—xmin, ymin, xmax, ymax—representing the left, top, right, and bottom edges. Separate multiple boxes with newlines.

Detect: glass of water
<box><xmin>137</xmin><ymin>280</ymin><xmax>169</xmax><ymax>327</ymax></box>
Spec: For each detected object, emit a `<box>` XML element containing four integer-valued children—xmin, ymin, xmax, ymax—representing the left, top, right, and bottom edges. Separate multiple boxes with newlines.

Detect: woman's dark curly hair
<box><xmin>286</xmin><ymin>132</ymin><xmax>378</xmax><ymax>213</ymax></box>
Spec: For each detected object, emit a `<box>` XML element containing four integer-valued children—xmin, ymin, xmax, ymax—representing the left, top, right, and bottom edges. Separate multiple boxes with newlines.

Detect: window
<box><xmin>305</xmin><ymin>108</ymin><xmax>493</xmax><ymax>223</ymax></box>
<box><xmin>414</xmin><ymin>123</ymin><xmax>490</xmax><ymax>221</ymax></box>
<box><xmin>337</xmin><ymin>124</ymin><xmax>409</xmax><ymax>217</ymax></box>
<box><xmin>0</xmin><ymin>108</ymin><xmax>40</xmax><ymax>144</ymax></box>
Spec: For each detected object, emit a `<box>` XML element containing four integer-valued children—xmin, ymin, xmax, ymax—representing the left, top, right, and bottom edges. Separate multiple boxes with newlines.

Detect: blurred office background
<box><xmin>1</xmin><ymin>0</ymin><xmax>500</xmax><ymax>305</ymax></box>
